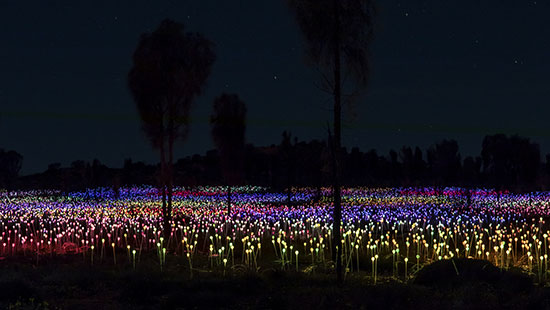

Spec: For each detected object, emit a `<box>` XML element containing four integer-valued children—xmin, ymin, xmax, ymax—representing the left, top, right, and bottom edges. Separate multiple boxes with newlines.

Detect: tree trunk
<box><xmin>160</xmin><ymin>136</ymin><xmax>168</xmax><ymax>239</ymax></box>
<box><xmin>166</xmin><ymin>136</ymin><xmax>173</xmax><ymax>240</ymax></box>
<box><xmin>332</xmin><ymin>0</ymin><xmax>343</xmax><ymax>285</ymax></box>
<box><xmin>165</xmin><ymin>114</ymin><xmax>175</xmax><ymax>240</ymax></box>
<box><xmin>227</xmin><ymin>185</ymin><xmax>231</xmax><ymax>215</ymax></box>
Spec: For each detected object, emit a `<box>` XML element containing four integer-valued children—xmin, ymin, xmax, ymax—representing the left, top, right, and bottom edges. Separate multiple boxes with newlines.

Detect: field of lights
<box><xmin>2</xmin><ymin>186</ymin><xmax>550</xmax><ymax>283</ymax></box>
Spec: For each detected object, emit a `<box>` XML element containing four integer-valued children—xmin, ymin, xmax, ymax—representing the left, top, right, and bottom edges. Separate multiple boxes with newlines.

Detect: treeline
<box><xmin>4</xmin><ymin>133</ymin><xmax>549</xmax><ymax>193</ymax></box>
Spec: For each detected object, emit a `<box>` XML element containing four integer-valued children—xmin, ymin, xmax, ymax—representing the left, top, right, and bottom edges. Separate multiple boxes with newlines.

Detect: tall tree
<box><xmin>287</xmin><ymin>0</ymin><xmax>375</xmax><ymax>283</ymax></box>
<box><xmin>128</xmin><ymin>19</ymin><xmax>215</xmax><ymax>235</ymax></box>
<box><xmin>210</xmin><ymin>93</ymin><xmax>247</xmax><ymax>215</ymax></box>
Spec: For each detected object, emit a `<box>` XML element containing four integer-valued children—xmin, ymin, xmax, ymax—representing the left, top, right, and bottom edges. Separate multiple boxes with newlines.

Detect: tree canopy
<box><xmin>128</xmin><ymin>19</ymin><xmax>216</xmax><ymax>148</ymax></box>
<box><xmin>210</xmin><ymin>93</ymin><xmax>247</xmax><ymax>214</ymax></box>
<box><xmin>128</xmin><ymin>18</ymin><xmax>216</xmax><ymax>233</ymax></box>
<box><xmin>287</xmin><ymin>0</ymin><xmax>376</xmax><ymax>283</ymax></box>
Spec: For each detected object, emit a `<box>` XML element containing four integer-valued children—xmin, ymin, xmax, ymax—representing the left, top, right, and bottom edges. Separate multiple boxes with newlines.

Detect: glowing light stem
<box><xmin>370</xmin><ymin>256</ymin><xmax>376</xmax><ymax>284</ymax></box>
<box><xmin>404</xmin><ymin>257</ymin><xmax>408</xmax><ymax>280</ymax></box>
<box><xmin>112</xmin><ymin>243</ymin><xmax>116</xmax><ymax>265</ymax></box>
<box><xmin>132</xmin><ymin>249</ymin><xmax>136</xmax><ymax>270</ymax></box>
<box><xmin>100</xmin><ymin>239</ymin><xmax>105</xmax><ymax>262</ymax></box>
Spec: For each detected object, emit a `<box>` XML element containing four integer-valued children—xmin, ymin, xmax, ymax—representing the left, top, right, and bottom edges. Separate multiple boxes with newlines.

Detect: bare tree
<box><xmin>128</xmin><ymin>19</ymin><xmax>215</xmax><ymax>235</ymax></box>
<box><xmin>287</xmin><ymin>0</ymin><xmax>375</xmax><ymax>283</ymax></box>
<box><xmin>210</xmin><ymin>93</ymin><xmax>247</xmax><ymax>215</ymax></box>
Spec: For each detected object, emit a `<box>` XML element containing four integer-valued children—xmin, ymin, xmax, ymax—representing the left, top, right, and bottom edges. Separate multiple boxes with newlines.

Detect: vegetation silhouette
<box><xmin>482</xmin><ymin>134</ymin><xmax>540</xmax><ymax>192</ymax></box>
<box><xmin>287</xmin><ymin>0</ymin><xmax>376</xmax><ymax>284</ymax></box>
<box><xmin>427</xmin><ymin>139</ymin><xmax>461</xmax><ymax>187</ymax></box>
<box><xmin>210</xmin><ymin>93</ymin><xmax>247</xmax><ymax>215</ymax></box>
<box><xmin>0</xmin><ymin>149</ymin><xmax>22</xmax><ymax>191</ymax></box>
<box><xmin>281</xmin><ymin>131</ymin><xmax>297</xmax><ymax>206</ymax></box>
<box><xmin>127</xmin><ymin>19</ymin><xmax>216</xmax><ymax>236</ymax></box>
<box><xmin>9</xmin><ymin>133</ymin><xmax>550</xmax><ymax>195</ymax></box>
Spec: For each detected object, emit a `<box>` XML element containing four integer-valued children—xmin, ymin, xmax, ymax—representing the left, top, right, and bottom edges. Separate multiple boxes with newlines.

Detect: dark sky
<box><xmin>1</xmin><ymin>0</ymin><xmax>549</xmax><ymax>175</ymax></box>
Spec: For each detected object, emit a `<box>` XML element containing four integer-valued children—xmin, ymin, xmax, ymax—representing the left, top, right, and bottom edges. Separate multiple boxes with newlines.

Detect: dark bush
<box><xmin>414</xmin><ymin>258</ymin><xmax>532</xmax><ymax>293</ymax></box>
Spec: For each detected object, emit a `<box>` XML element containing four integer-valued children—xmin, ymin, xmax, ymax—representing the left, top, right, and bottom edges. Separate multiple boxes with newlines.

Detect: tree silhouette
<box><xmin>287</xmin><ymin>0</ymin><xmax>375</xmax><ymax>283</ymax></box>
<box><xmin>482</xmin><ymin>134</ymin><xmax>540</xmax><ymax>191</ymax></box>
<box><xmin>0</xmin><ymin>149</ymin><xmax>23</xmax><ymax>191</ymax></box>
<box><xmin>427</xmin><ymin>139</ymin><xmax>461</xmax><ymax>186</ymax></box>
<box><xmin>346</xmin><ymin>147</ymin><xmax>366</xmax><ymax>186</ymax></box>
<box><xmin>128</xmin><ymin>19</ymin><xmax>215</xmax><ymax>235</ymax></box>
<box><xmin>281</xmin><ymin>131</ymin><xmax>297</xmax><ymax>206</ymax></box>
<box><xmin>399</xmin><ymin>146</ymin><xmax>414</xmax><ymax>185</ymax></box>
<box><xmin>210</xmin><ymin>93</ymin><xmax>247</xmax><ymax>215</ymax></box>
<box><xmin>388</xmin><ymin>149</ymin><xmax>401</xmax><ymax>185</ymax></box>
<box><xmin>462</xmin><ymin>156</ymin><xmax>482</xmax><ymax>187</ymax></box>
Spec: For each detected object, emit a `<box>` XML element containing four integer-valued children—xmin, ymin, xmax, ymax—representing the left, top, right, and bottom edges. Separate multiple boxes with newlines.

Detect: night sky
<box><xmin>1</xmin><ymin>0</ymin><xmax>549</xmax><ymax>175</ymax></box>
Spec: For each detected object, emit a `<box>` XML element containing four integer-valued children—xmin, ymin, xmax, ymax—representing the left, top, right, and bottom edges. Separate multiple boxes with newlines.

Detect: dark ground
<box><xmin>1</xmin><ymin>255</ymin><xmax>549</xmax><ymax>310</ymax></box>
